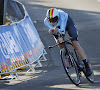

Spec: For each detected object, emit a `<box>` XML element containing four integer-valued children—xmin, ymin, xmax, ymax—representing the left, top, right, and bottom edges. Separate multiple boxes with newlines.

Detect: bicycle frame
<box><xmin>48</xmin><ymin>33</ymin><xmax>94</xmax><ymax>84</ymax></box>
<box><xmin>49</xmin><ymin>33</ymin><xmax>78</xmax><ymax>61</ymax></box>
<box><xmin>49</xmin><ymin>34</ymin><xmax>76</xmax><ymax>64</ymax></box>
<box><xmin>49</xmin><ymin>33</ymin><xmax>84</xmax><ymax>70</ymax></box>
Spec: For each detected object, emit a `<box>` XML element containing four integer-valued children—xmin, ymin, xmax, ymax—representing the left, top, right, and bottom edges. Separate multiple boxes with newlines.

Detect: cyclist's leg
<box><xmin>66</xmin><ymin>16</ymin><xmax>86</xmax><ymax>60</ymax></box>
<box><xmin>72</xmin><ymin>41</ymin><xmax>93</xmax><ymax>76</ymax></box>
<box><xmin>66</xmin><ymin>20</ymin><xmax>92</xmax><ymax>76</ymax></box>
<box><xmin>72</xmin><ymin>41</ymin><xmax>86</xmax><ymax>60</ymax></box>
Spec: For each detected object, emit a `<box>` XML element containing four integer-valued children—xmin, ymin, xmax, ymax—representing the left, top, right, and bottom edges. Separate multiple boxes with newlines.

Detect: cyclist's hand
<box><xmin>54</xmin><ymin>28</ymin><xmax>58</xmax><ymax>34</ymax></box>
<box><xmin>49</xmin><ymin>29</ymin><xmax>54</xmax><ymax>35</ymax></box>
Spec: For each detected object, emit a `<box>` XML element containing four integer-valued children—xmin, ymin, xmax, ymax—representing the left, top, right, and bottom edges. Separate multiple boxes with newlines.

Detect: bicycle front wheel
<box><xmin>60</xmin><ymin>49</ymin><xmax>80</xmax><ymax>86</ymax></box>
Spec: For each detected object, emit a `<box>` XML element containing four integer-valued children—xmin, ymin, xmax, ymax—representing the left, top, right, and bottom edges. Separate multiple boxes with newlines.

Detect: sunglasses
<box><xmin>48</xmin><ymin>16</ymin><xmax>58</xmax><ymax>23</ymax></box>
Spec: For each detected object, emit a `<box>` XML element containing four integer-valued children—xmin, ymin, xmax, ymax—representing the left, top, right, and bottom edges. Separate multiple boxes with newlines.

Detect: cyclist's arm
<box><xmin>44</xmin><ymin>17</ymin><xmax>54</xmax><ymax>29</ymax></box>
<box><xmin>58</xmin><ymin>12</ymin><xmax>68</xmax><ymax>34</ymax></box>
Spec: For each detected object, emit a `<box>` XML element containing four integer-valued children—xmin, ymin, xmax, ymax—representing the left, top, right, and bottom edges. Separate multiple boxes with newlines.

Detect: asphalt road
<box><xmin>0</xmin><ymin>0</ymin><xmax>100</xmax><ymax>90</ymax></box>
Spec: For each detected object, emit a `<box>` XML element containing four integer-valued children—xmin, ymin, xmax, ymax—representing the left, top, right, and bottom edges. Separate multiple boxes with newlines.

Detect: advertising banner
<box><xmin>0</xmin><ymin>13</ymin><xmax>44</xmax><ymax>71</ymax></box>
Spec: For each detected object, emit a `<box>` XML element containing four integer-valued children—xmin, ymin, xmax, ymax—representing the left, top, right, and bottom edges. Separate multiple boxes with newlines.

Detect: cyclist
<box><xmin>44</xmin><ymin>8</ymin><xmax>93</xmax><ymax>76</ymax></box>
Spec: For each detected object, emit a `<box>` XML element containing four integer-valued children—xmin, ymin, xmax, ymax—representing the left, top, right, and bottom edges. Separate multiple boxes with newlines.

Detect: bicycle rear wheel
<box><xmin>60</xmin><ymin>48</ymin><xmax>80</xmax><ymax>86</ymax></box>
<box><xmin>84</xmin><ymin>63</ymin><xmax>94</xmax><ymax>83</ymax></box>
<box><xmin>74</xmin><ymin>48</ymin><xmax>94</xmax><ymax>83</ymax></box>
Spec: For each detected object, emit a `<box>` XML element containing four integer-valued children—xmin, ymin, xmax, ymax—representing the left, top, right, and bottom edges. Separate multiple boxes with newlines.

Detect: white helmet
<box><xmin>46</xmin><ymin>8</ymin><xmax>59</xmax><ymax>19</ymax></box>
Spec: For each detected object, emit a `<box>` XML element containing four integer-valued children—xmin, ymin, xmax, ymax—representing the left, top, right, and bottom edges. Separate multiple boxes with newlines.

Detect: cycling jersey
<box><xmin>44</xmin><ymin>9</ymin><xmax>78</xmax><ymax>41</ymax></box>
<box><xmin>44</xmin><ymin>9</ymin><xmax>68</xmax><ymax>34</ymax></box>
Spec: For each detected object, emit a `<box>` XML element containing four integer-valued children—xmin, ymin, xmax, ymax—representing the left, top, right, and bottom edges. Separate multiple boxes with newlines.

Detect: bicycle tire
<box><xmin>83</xmin><ymin>63</ymin><xmax>94</xmax><ymax>83</ymax></box>
<box><xmin>60</xmin><ymin>48</ymin><xmax>80</xmax><ymax>86</ymax></box>
<box><xmin>74</xmin><ymin>47</ymin><xmax>95</xmax><ymax>83</ymax></box>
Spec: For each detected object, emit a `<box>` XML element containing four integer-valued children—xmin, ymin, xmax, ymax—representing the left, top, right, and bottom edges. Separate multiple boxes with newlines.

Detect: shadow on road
<box><xmin>0</xmin><ymin>0</ymin><xmax>100</xmax><ymax>90</ymax></box>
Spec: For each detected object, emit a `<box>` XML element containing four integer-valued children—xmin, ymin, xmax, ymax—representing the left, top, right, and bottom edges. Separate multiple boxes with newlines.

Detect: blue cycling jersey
<box><xmin>44</xmin><ymin>10</ymin><xmax>68</xmax><ymax>34</ymax></box>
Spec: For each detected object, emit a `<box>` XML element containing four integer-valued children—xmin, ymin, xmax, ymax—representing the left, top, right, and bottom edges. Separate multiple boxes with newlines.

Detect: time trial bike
<box><xmin>48</xmin><ymin>33</ymin><xmax>94</xmax><ymax>86</ymax></box>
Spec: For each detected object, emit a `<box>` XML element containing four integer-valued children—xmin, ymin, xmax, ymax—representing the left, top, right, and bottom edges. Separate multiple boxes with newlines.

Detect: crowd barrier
<box><xmin>0</xmin><ymin>0</ymin><xmax>47</xmax><ymax>80</ymax></box>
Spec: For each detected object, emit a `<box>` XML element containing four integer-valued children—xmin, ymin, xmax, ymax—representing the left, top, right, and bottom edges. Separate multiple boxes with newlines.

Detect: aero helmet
<box><xmin>46</xmin><ymin>8</ymin><xmax>59</xmax><ymax>19</ymax></box>
<box><xmin>46</xmin><ymin>8</ymin><xmax>59</xmax><ymax>23</ymax></box>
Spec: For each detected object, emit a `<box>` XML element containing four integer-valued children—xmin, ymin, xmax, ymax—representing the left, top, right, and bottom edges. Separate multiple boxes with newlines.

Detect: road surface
<box><xmin>0</xmin><ymin>0</ymin><xmax>100</xmax><ymax>90</ymax></box>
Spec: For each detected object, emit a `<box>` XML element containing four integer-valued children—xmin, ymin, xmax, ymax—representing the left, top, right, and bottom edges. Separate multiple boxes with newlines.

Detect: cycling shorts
<box><xmin>65</xmin><ymin>15</ymin><xmax>78</xmax><ymax>42</ymax></box>
<box><xmin>55</xmin><ymin>15</ymin><xmax>78</xmax><ymax>42</ymax></box>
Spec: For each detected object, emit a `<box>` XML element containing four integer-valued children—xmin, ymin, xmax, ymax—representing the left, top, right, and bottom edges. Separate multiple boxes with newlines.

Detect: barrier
<box><xmin>0</xmin><ymin>0</ymin><xmax>47</xmax><ymax>80</ymax></box>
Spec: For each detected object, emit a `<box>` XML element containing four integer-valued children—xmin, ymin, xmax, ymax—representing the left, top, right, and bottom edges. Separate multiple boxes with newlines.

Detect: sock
<box><xmin>83</xmin><ymin>59</ymin><xmax>88</xmax><ymax>64</ymax></box>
